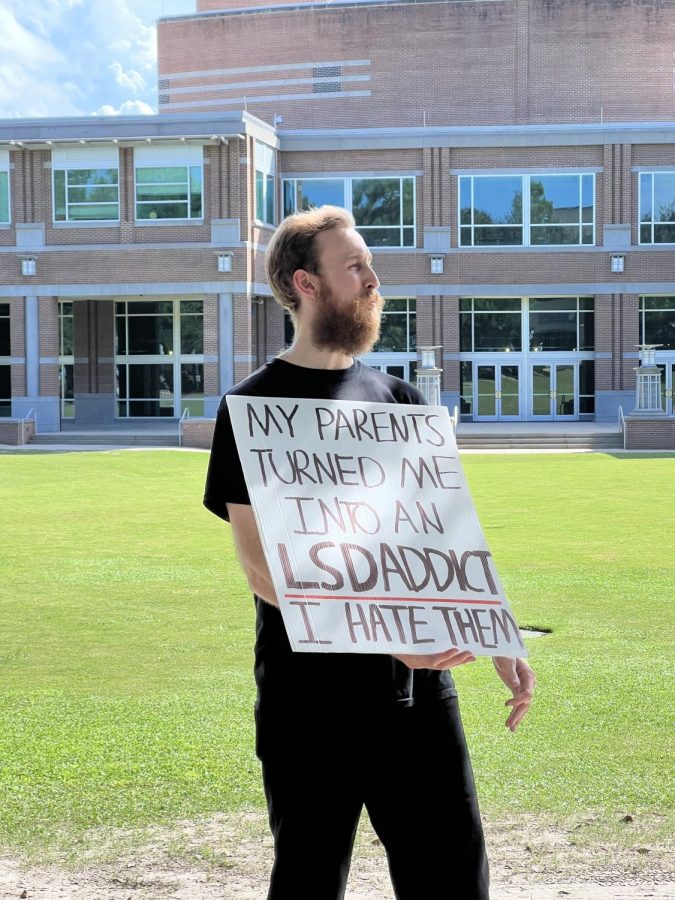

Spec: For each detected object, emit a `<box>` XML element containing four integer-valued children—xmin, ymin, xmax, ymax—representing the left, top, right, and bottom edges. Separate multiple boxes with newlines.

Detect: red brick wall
<box><xmin>159</xmin><ymin>0</ymin><xmax>675</xmax><ymax>128</ymax></box>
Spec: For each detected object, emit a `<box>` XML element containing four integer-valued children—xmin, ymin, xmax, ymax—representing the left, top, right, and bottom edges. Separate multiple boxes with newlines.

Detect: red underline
<box><xmin>284</xmin><ymin>594</ymin><xmax>502</xmax><ymax>606</ymax></box>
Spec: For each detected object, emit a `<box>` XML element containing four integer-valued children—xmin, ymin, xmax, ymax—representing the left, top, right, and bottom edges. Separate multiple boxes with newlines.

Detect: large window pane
<box><xmin>654</xmin><ymin>173</ymin><xmax>675</xmax><ymax>223</ymax></box>
<box><xmin>474</xmin><ymin>298</ymin><xmax>521</xmax><ymax>312</ymax></box>
<box><xmin>460</xmin><ymin>312</ymin><xmax>472</xmax><ymax>350</ymax></box>
<box><xmin>530</xmin><ymin>175</ymin><xmax>580</xmax><ymax>224</ymax></box>
<box><xmin>352</xmin><ymin>178</ymin><xmax>401</xmax><ymax>226</ymax></box>
<box><xmin>474</xmin><ymin>313</ymin><xmax>521</xmax><ymax>351</ymax></box>
<box><xmin>529</xmin><ymin>312</ymin><xmax>577</xmax><ymax>351</ymax></box>
<box><xmin>0</xmin><ymin>307</ymin><xmax>10</xmax><ymax>357</ymax></box>
<box><xmin>0</xmin><ymin>365</ymin><xmax>10</xmax><ymax>416</ymax></box>
<box><xmin>127</xmin><ymin>364</ymin><xmax>174</xmax><ymax>416</ymax></box>
<box><xmin>643</xmin><ymin>308</ymin><xmax>675</xmax><ymax>350</ymax></box>
<box><xmin>639</xmin><ymin>173</ymin><xmax>652</xmax><ymax>224</ymax></box>
<box><xmin>0</xmin><ymin>171</ymin><xmax>9</xmax><ymax>223</ymax></box>
<box><xmin>460</xmin><ymin>361</ymin><xmax>473</xmax><ymax>414</ymax></box>
<box><xmin>473</xmin><ymin>177</ymin><xmax>522</xmax><ymax>225</ymax></box>
<box><xmin>357</xmin><ymin>227</ymin><xmax>403</xmax><ymax>247</ymax></box>
<box><xmin>127</xmin><ymin>316</ymin><xmax>173</xmax><ymax>355</ymax></box>
<box><xmin>181</xmin><ymin>363</ymin><xmax>204</xmax><ymax>416</ymax></box>
<box><xmin>180</xmin><ymin>315</ymin><xmax>203</xmax><ymax>354</ymax></box>
<box><xmin>286</xmin><ymin>179</ymin><xmax>345</xmax><ymax>214</ymax></box>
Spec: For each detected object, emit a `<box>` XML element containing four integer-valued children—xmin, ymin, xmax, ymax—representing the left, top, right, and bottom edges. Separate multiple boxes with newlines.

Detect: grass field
<box><xmin>0</xmin><ymin>449</ymin><xmax>673</xmax><ymax>859</ymax></box>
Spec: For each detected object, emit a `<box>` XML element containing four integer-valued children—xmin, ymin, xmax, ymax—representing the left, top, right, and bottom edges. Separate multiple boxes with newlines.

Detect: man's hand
<box><xmin>492</xmin><ymin>656</ymin><xmax>535</xmax><ymax>732</ymax></box>
<box><xmin>393</xmin><ymin>647</ymin><xmax>476</xmax><ymax>671</ymax></box>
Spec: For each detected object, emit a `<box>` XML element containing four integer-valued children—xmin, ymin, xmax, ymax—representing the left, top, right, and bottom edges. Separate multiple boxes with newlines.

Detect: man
<box><xmin>204</xmin><ymin>206</ymin><xmax>535</xmax><ymax>900</ymax></box>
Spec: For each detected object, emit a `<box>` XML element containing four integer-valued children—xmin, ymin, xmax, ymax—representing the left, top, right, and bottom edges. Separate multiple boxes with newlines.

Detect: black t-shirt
<box><xmin>204</xmin><ymin>357</ymin><xmax>456</xmax><ymax>709</ymax></box>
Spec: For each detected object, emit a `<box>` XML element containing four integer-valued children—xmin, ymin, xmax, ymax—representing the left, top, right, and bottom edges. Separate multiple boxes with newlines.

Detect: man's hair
<box><xmin>265</xmin><ymin>205</ymin><xmax>355</xmax><ymax>317</ymax></box>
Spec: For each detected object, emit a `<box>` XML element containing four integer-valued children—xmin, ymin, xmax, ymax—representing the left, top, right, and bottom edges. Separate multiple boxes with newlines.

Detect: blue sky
<box><xmin>0</xmin><ymin>0</ymin><xmax>196</xmax><ymax>119</ymax></box>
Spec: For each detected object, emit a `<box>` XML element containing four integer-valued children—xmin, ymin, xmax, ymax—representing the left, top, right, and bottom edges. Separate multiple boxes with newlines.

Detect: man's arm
<box><xmin>227</xmin><ymin>503</ymin><xmax>279</xmax><ymax>607</ymax></box>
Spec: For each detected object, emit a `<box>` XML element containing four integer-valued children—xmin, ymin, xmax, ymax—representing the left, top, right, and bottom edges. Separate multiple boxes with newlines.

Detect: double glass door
<box><xmin>531</xmin><ymin>363</ymin><xmax>576</xmax><ymax>419</ymax></box>
<box><xmin>475</xmin><ymin>364</ymin><xmax>521</xmax><ymax>420</ymax></box>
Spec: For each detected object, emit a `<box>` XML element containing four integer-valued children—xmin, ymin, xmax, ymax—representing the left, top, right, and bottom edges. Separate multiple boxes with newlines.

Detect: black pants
<box><xmin>255</xmin><ymin>695</ymin><xmax>489</xmax><ymax>900</ymax></box>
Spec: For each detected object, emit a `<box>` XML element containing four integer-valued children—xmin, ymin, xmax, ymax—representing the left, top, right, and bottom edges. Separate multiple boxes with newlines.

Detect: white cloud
<box><xmin>109</xmin><ymin>62</ymin><xmax>147</xmax><ymax>94</ymax></box>
<box><xmin>96</xmin><ymin>100</ymin><xmax>156</xmax><ymax>116</ymax></box>
<box><xmin>0</xmin><ymin>0</ymin><xmax>195</xmax><ymax>119</ymax></box>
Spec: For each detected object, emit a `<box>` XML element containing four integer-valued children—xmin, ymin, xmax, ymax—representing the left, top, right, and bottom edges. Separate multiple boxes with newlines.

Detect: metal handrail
<box><xmin>178</xmin><ymin>407</ymin><xmax>190</xmax><ymax>447</ymax></box>
<box><xmin>451</xmin><ymin>404</ymin><xmax>459</xmax><ymax>436</ymax></box>
<box><xmin>618</xmin><ymin>405</ymin><xmax>625</xmax><ymax>434</ymax></box>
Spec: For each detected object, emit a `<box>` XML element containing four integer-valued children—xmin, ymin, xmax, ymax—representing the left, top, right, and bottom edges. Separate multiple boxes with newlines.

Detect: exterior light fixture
<box><xmin>21</xmin><ymin>256</ymin><xmax>36</xmax><ymax>276</ymax></box>
<box><xmin>610</xmin><ymin>254</ymin><xmax>625</xmax><ymax>273</ymax></box>
<box><xmin>430</xmin><ymin>256</ymin><xmax>444</xmax><ymax>274</ymax></box>
<box><xmin>217</xmin><ymin>253</ymin><xmax>232</xmax><ymax>273</ymax></box>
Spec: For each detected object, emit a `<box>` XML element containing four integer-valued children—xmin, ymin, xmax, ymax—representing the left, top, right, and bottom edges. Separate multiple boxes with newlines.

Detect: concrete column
<box><xmin>218</xmin><ymin>292</ymin><xmax>234</xmax><ymax>396</ymax></box>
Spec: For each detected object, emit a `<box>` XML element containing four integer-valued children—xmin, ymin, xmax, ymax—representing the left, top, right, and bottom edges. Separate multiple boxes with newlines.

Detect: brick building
<box><xmin>1</xmin><ymin>0</ymin><xmax>675</xmax><ymax>431</ymax></box>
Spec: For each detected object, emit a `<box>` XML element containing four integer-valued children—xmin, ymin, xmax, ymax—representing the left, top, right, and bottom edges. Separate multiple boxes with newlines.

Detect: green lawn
<box><xmin>0</xmin><ymin>450</ymin><xmax>673</xmax><ymax>857</ymax></box>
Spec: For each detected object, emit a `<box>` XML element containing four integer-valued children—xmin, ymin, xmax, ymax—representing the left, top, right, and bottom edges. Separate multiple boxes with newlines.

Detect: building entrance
<box><xmin>657</xmin><ymin>361</ymin><xmax>675</xmax><ymax>415</ymax></box>
<box><xmin>473</xmin><ymin>363</ymin><xmax>521</xmax><ymax>420</ymax></box>
<box><xmin>531</xmin><ymin>363</ymin><xmax>577</xmax><ymax>419</ymax></box>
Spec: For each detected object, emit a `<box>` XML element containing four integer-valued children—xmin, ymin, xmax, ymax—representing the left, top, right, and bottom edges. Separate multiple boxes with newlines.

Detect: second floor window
<box><xmin>639</xmin><ymin>173</ymin><xmax>675</xmax><ymax>244</ymax></box>
<box><xmin>135</xmin><ymin>166</ymin><xmax>202</xmax><ymax>221</ymax></box>
<box><xmin>283</xmin><ymin>176</ymin><xmax>416</xmax><ymax>248</ymax></box>
<box><xmin>255</xmin><ymin>142</ymin><xmax>276</xmax><ymax>226</ymax></box>
<box><xmin>54</xmin><ymin>168</ymin><xmax>119</xmax><ymax>222</ymax></box>
<box><xmin>0</xmin><ymin>169</ymin><xmax>9</xmax><ymax>224</ymax></box>
<box><xmin>459</xmin><ymin>174</ymin><xmax>594</xmax><ymax>247</ymax></box>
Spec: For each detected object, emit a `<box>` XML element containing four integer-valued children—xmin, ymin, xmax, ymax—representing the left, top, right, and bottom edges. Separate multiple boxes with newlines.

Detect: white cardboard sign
<box><xmin>227</xmin><ymin>396</ymin><xmax>526</xmax><ymax>659</ymax></box>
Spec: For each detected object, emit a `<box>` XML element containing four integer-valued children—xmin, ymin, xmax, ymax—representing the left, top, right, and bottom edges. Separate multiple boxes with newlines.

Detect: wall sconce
<box><xmin>430</xmin><ymin>256</ymin><xmax>444</xmax><ymax>275</ymax></box>
<box><xmin>217</xmin><ymin>253</ymin><xmax>232</xmax><ymax>273</ymax></box>
<box><xmin>610</xmin><ymin>254</ymin><xmax>625</xmax><ymax>273</ymax></box>
<box><xmin>21</xmin><ymin>257</ymin><xmax>37</xmax><ymax>276</ymax></box>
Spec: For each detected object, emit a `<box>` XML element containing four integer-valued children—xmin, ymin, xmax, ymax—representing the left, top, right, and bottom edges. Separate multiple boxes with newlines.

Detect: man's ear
<box><xmin>292</xmin><ymin>268</ymin><xmax>319</xmax><ymax>301</ymax></box>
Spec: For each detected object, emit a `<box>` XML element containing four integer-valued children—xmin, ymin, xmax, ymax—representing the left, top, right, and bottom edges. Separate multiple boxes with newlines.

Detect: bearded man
<box><xmin>204</xmin><ymin>206</ymin><xmax>534</xmax><ymax>900</ymax></box>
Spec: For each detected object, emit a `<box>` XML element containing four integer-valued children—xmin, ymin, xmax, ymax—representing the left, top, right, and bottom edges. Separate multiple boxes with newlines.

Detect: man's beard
<box><xmin>311</xmin><ymin>282</ymin><xmax>385</xmax><ymax>356</ymax></box>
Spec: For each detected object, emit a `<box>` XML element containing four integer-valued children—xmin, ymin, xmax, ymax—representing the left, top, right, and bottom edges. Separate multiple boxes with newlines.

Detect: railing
<box><xmin>178</xmin><ymin>408</ymin><xmax>190</xmax><ymax>447</ymax></box>
<box><xmin>451</xmin><ymin>404</ymin><xmax>459</xmax><ymax>436</ymax></box>
<box><xmin>618</xmin><ymin>405</ymin><xmax>627</xmax><ymax>450</ymax></box>
<box><xmin>21</xmin><ymin>408</ymin><xmax>36</xmax><ymax>433</ymax></box>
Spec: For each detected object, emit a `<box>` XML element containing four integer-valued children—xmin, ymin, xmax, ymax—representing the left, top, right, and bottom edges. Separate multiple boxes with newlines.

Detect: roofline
<box><xmin>0</xmin><ymin>116</ymin><xmax>673</xmax><ymax>153</ymax></box>
<box><xmin>0</xmin><ymin>111</ymin><xmax>278</xmax><ymax>148</ymax></box>
<box><xmin>157</xmin><ymin>0</ymin><xmax>507</xmax><ymax>25</ymax></box>
<box><xmin>279</xmin><ymin>121</ymin><xmax>675</xmax><ymax>151</ymax></box>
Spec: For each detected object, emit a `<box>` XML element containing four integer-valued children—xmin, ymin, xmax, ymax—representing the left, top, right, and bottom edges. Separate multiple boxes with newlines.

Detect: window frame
<box><xmin>0</xmin><ymin>168</ymin><xmax>10</xmax><ymax>225</ymax></box>
<box><xmin>281</xmin><ymin>175</ymin><xmax>417</xmax><ymax>248</ymax></box>
<box><xmin>255</xmin><ymin>141</ymin><xmax>277</xmax><ymax>227</ymax></box>
<box><xmin>52</xmin><ymin>166</ymin><xmax>120</xmax><ymax>224</ymax></box>
<box><xmin>134</xmin><ymin>164</ymin><xmax>203</xmax><ymax>223</ymax></box>
<box><xmin>458</xmin><ymin>173</ymin><xmax>595</xmax><ymax>248</ymax></box>
<box><xmin>639</xmin><ymin>295</ymin><xmax>675</xmax><ymax>350</ymax></box>
<box><xmin>638</xmin><ymin>172</ymin><xmax>675</xmax><ymax>245</ymax></box>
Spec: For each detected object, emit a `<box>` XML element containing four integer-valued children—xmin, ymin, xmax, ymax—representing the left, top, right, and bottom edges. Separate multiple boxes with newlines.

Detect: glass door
<box><xmin>657</xmin><ymin>362</ymin><xmax>674</xmax><ymax>415</ymax></box>
<box><xmin>475</xmin><ymin>363</ymin><xmax>521</xmax><ymax>420</ymax></box>
<box><xmin>531</xmin><ymin>363</ymin><xmax>578</xmax><ymax>419</ymax></box>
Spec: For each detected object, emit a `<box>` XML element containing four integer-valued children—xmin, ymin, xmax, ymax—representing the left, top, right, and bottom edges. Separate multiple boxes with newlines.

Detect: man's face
<box><xmin>308</xmin><ymin>227</ymin><xmax>384</xmax><ymax>356</ymax></box>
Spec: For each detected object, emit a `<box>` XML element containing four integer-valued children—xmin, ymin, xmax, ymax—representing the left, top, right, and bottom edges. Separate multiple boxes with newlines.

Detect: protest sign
<box><xmin>227</xmin><ymin>395</ymin><xmax>526</xmax><ymax>658</ymax></box>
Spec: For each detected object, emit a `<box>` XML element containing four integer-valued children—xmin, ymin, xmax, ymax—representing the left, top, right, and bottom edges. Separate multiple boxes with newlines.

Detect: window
<box><xmin>0</xmin><ymin>302</ymin><xmax>10</xmax><ymax>357</ymax></box>
<box><xmin>58</xmin><ymin>301</ymin><xmax>75</xmax><ymax>418</ymax></box>
<box><xmin>52</xmin><ymin>147</ymin><xmax>119</xmax><ymax>223</ymax></box>
<box><xmin>282</xmin><ymin>176</ymin><xmax>416</xmax><ymax>248</ymax></box>
<box><xmin>115</xmin><ymin>299</ymin><xmax>205</xmax><ymax>417</ymax></box>
<box><xmin>639</xmin><ymin>296</ymin><xmax>675</xmax><ymax>350</ymax></box>
<box><xmin>255</xmin><ymin>142</ymin><xmax>276</xmax><ymax>226</ymax></box>
<box><xmin>283</xmin><ymin>178</ymin><xmax>345</xmax><ymax>215</ymax></box>
<box><xmin>529</xmin><ymin>297</ymin><xmax>594</xmax><ymax>352</ymax></box>
<box><xmin>0</xmin><ymin>169</ymin><xmax>9</xmax><ymax>225</ymax></box>
<box><xmin>459</xmin><ymin>298</ymin><xmax>523</xmax><ymax>352</ymax></box>
<box><xmin>54</xmin><ymin>168</ymin><xmax>119</xmax><ymax>222</ymax></box>
<box><xmin>0</xmin><ymin>365</ymin><xmax>10</xmax><ymax>417</ymax></box>
<box><xmin>136</xmin><ymin>166</ymin><xmax>202</xmax><ymax>221</ymax></box>
<box><xmin>134</xmin><ymin>144</ymin><xmax>203</xmax><ymax>222</ymax></box>
<box><xmin>373</xmin><ymin>298</ymin><xmax>416</xmax><ymax>352</ymax></box>
<box><xmin>459</xmin><ymin>174</ymin><xmax>594</xmax><ymax>247</ymax></box>
<box><xmin>639</xmin><ymin>173</ymin><xmax>675</xmax><ymax>244</ymax></box>
<box><xmin>0</xmin><ymin>302</ymin><xmax>10</xmax><ymax>417</ymax></box>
